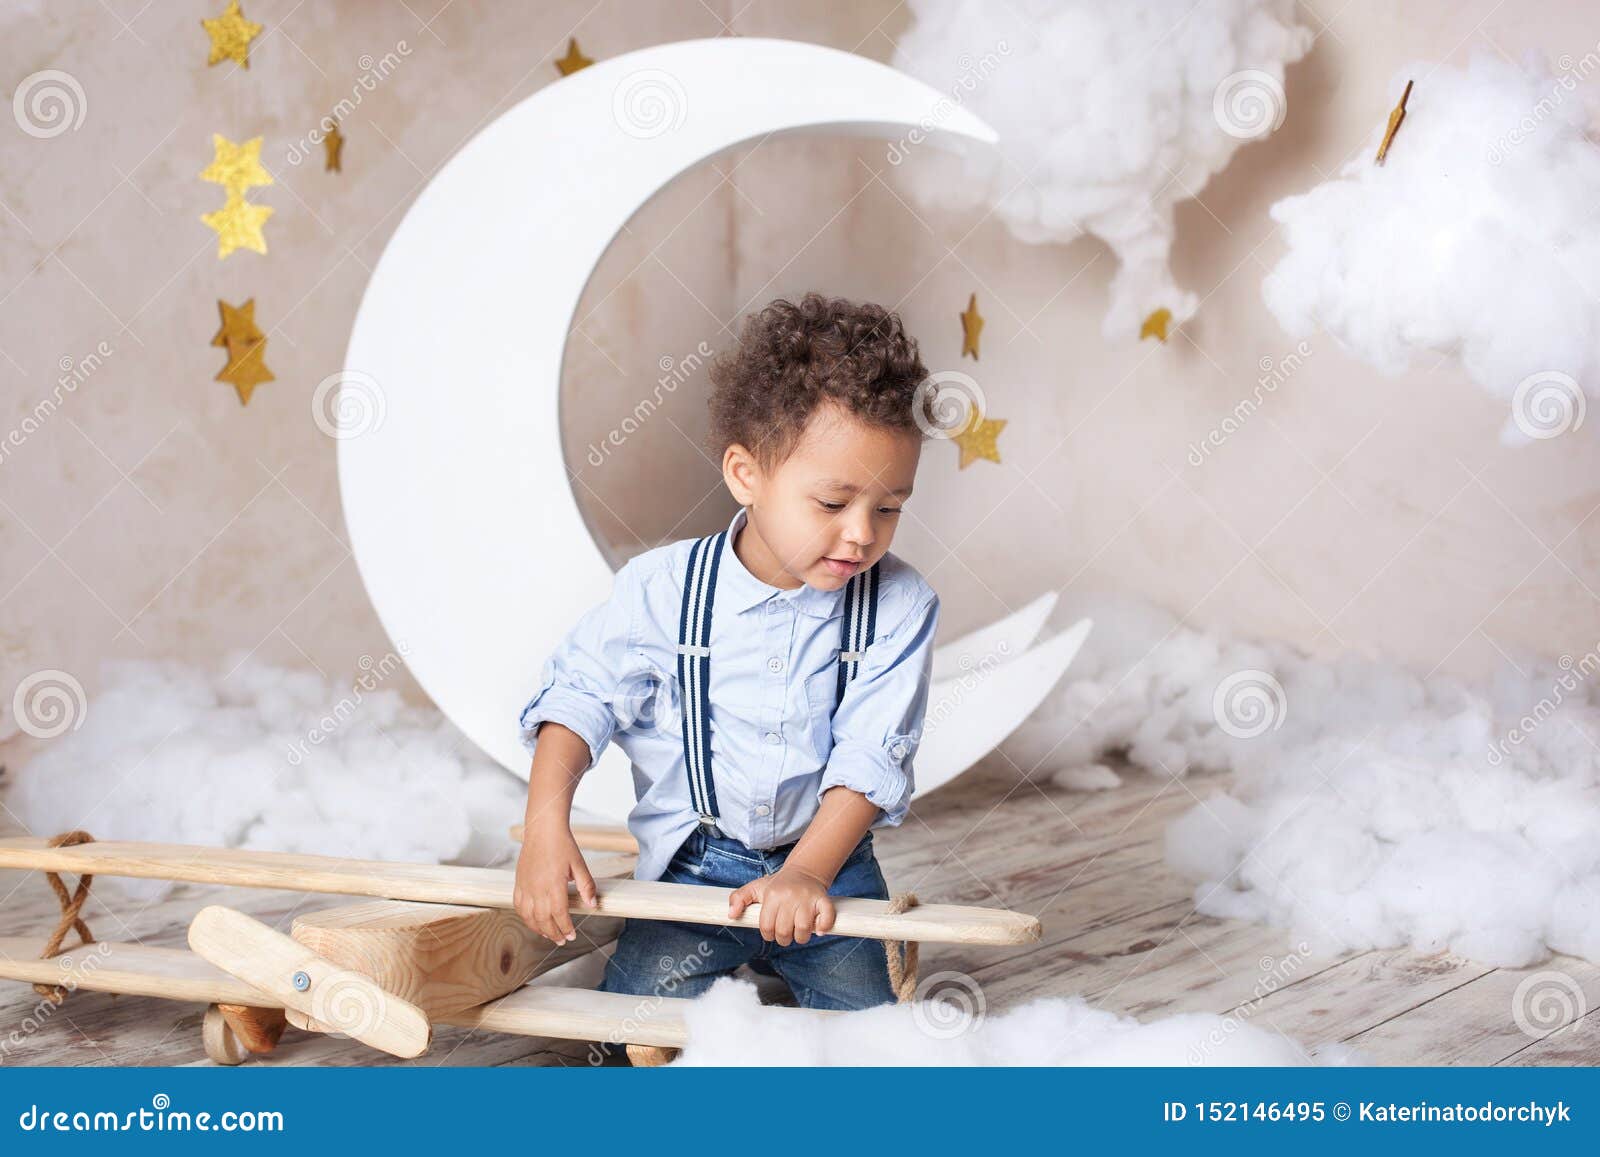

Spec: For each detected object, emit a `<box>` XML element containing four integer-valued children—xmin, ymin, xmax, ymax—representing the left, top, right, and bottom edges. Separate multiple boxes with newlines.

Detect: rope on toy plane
<box><xmin>32</xmin><ymin>829</ymin><xmax>97</xmax><ymax>1006</ymax></box>
<box><xmin>883</xmin><ymin>891</ymin><xmax>920</xmax><ymax>1004</ymax></box>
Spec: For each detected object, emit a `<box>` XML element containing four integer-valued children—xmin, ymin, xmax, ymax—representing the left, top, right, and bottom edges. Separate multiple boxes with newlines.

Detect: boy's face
<box><xmin>726</xmin><ymin>400</ymin><xmax>922</xmax><ymax>591</ymax></box>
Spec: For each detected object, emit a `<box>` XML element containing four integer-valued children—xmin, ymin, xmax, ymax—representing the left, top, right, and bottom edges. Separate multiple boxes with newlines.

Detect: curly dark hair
<box><xmin>706</xmin><ymin>292</ymin><xmax>929</xmax><ymax>472</ymax></box>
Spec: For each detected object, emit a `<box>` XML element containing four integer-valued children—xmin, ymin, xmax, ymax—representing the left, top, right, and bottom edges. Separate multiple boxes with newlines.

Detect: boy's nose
<box><xmin>842</xmin><ymin>521</ymin><xmax>872</xmax><ymax>549</ymax></box>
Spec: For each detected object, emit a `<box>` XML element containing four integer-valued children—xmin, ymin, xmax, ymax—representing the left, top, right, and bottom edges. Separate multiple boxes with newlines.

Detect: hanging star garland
<box><xmin>323</xmin><ymin>120</ymin><xmax>344</xmax><ymax>172</ymax></box>
<box><xmin>1375</xmin><ymin>78</ymin><xmax>1413</xmax><ymax>166</ymax></box>
<box><xmin>1139</xmin><ymin>307</ymin><xmax>1173</xmax><ymax>343</ymax></box>
<box><xmin>202</xmin><ymin>193</ymin><xmax>274</xmax><ymax>258</ymax></box>
<box><xmin>200</xmin><ymin>134</ymin><xmax>274</xmax><ymax>258</ymax></box>
<box><xmin>200</xmin><ymin>133</ymin><xmax>274</xmax><ymax>197</ymax></box>
<box><xmin>212</xmin><ymin>298</ymin><xmax>275</xmax><ymax>405</ymax></box>
<box><xmin>211</xmin><ymin>297</ymin><xmax>264</xmax><ymax>349</ymax></box>
<box><xmin>952</xmin><ymin>410</ymin><xmax>1006</xmax><ymax>469</ymax></box>
<box><xmin>201</xmin><ymin>0</ymin><xmax>263</xmax><ymax>68</ymax></box>
<box><xmin>216</xmin><ymin>337</ymin><xmax>275</xmax><ymax>404</ymax></box>
<box><xmin>556</xmin><ymin>37</ymin><xmax>593</xmax><ymax>76</ymax></box>
<box><xmin>959</xmin><ymin>292</ymin><xmax>984</xmax><ymax>360</ymax></box>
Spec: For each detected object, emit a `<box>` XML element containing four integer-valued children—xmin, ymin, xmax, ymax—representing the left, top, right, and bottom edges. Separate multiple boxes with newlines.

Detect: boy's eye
<box><xmin>816</xmin><ymin>499</ymin><xmax>902</xmax><ymax>515</ymax></box>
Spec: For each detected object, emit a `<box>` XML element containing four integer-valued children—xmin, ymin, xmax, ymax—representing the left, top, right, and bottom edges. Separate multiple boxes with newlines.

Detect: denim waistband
<box><xmin>695</xmin><ymin>826</ymin><xmax>796</xmax><ymax>858</ymax></box>
<box><xmin>690</xmin><ymin>824</ymin><xmax>870</xmax><ymax>861</ymax></box>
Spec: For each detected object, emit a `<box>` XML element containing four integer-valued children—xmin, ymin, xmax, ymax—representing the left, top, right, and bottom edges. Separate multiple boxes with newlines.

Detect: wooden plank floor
<box><xmin>1</xmin><ymin>759</ymin><xmax>1594</xmax><ymax>1066</ymax></box>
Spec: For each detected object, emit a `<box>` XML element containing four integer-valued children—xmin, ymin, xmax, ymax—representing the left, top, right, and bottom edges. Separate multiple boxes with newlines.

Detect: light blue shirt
<box><xmin>518</xmin><ymin>504</ymin><xmax>940</xmax><ymax>883</ymax></box>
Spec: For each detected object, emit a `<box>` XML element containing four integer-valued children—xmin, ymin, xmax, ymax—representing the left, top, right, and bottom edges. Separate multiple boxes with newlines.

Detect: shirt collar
<box><xmin>717</xmin><ymin>506</ymin><xmax>846</xmax><ymax>620</ymax></box>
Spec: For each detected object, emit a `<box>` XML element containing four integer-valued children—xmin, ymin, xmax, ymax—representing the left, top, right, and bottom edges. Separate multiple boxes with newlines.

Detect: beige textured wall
<box><xmin>2</xmin><ymin>1</ymin><xmax>1595</xmax><ymax>760</ymax></box>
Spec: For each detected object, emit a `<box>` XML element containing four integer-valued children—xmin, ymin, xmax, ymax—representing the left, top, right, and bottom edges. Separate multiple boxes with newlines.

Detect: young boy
<box><xmin>512</xmin><ymin>292</ymin><xmax>940</xmax><ymax>1015</ymax></box>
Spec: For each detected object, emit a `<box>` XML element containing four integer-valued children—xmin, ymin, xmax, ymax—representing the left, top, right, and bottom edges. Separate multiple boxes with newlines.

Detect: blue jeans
<box><xmin>597</xmin><ymin>825</ymin><xmax>899</xmax><ymax>1013</ymax></box>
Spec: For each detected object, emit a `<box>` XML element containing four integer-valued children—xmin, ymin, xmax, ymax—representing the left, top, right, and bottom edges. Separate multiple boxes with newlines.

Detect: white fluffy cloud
<box><xmin>669</xmin><ymin>975</ymin><xmax>1345</xmax><ymax>1065</ymax></box>
<box><xmin>1263</xmin><ymin>52</ymin><xmax>1600</xmax><ymax>445</ymax></box>
<box><xmin>1002</xmin><ymin>592</ymin><xmax>1600</xmax><ymax>968</ymax></box>
<box><xmin>5</xmin><ymin>652</ymin><xmax>525</xmax><ymax>899</ymax></box>
<box><xmin>892</xmin><ymin>0</ymin><xmax>1312</xmax><ymax>338</ymax></box>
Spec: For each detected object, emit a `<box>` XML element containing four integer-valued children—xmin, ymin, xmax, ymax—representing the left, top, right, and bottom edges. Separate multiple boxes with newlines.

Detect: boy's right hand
<box><xmin>512</xmin><ymin>822</ymin><xmax>600</xmax><ymax>945</ymax></box>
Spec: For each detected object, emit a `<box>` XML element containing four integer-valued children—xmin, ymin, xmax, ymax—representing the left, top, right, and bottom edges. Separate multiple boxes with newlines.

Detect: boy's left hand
<box><xmin>728</xmin><ymin>865</ymin><xmax>836</xmax><ymax>945</ymax></box>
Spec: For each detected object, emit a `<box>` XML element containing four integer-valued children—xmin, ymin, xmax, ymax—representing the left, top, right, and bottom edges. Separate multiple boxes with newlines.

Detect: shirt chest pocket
<box><xmin>802</xmin><ymin>665</ymin><xmax>840</xmax><ymax>760</ymax></box>
<box><xmin>615</xmin><ymin>651</ymin><xmax>682</xmax><ymax>740</ymax></box>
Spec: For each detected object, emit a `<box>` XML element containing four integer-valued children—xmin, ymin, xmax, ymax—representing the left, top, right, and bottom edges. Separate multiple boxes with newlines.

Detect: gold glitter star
<box><xmin>200</xmin><ymin>134</ymin><xmax>274</xmax><ymax>197</ymax></box>
<box><xmin>959</xmin><ymin>292</ymin><xmax>984</xmax><ymax>360</ymax></box>
<box><xmin>215</xmin><ymin>335</ymin><xmax>275</xmax><ymax>405</ymax></box>
<box><xmin>202</xmin><ymin>192</ymin><xmax>274</xmax><ymax>258</ymax></box>
<box><xmin>1139</xmin><ymin>307</ymin><xmax>1173</xmax><ymax>343</ymax></box>
<box><xmin>952</xmin><ymin>410</ymin><xmax>1006</xmax><ymax>469</ymax></box>
<box><xmin>555</xmin><ymin>37</ymin><xmax>593</xmax><ymax>77</ymax></box>
<box><xmin>323</xmin><ymin>121</ymin><xmax>344</xmax><ymax>172</ymax></box>
<box><xmin>211</xmin><ymin>298</ymin><xmax>265</xmax><ymax>348</ymax></box>
<box><xmin>201</xmin><ymin>0</ymin><xmax>263</xmax><ymax>68</ymax></box>
<box><xmin>1375</xmin><ymin>78</ymin><xmax>1413</xmax><ymax>166</ymax></box>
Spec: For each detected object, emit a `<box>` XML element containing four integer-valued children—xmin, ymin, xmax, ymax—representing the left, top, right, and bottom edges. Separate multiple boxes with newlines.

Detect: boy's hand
<box><xmin>512</xmin><ymin>821</ymin><xmax>599</xmax><ymax>945</ymax></box>
<box><xmin>727</xmin><ymin>864</ymin><xmax>836</xmax><ymax>945</ymax></box>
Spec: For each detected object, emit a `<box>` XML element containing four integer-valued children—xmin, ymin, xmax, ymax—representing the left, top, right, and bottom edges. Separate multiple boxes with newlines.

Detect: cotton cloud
<box><xmin>4</xmin><ymin>652</ymin><xmax>525</xmax><ymax>900</ymax></box>
<box><xmin>669</xmin><ymin>975</ymin><xmax>1345</xmax><ymax>1065</ymax></box>
<box><xmin>892</xmin><ymin>0</ymin><xmax>1312</xmax><ymax>339</ymax></box>
<box><xmin>1262</xmin><ymin>51</ymin><xmax>1600</xmax><ymax>445</ymax></box>
<box><xmin>1003</xmin><ymin>592</ymin><xmax>1600</xmax><ymax>968</ymax></box>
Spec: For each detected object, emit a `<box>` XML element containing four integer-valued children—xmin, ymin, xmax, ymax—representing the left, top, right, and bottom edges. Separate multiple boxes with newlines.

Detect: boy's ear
<box><xmin>721</xmin><ymin>442</ymin><xmax>760</xmax><ymax>505</ymax></box>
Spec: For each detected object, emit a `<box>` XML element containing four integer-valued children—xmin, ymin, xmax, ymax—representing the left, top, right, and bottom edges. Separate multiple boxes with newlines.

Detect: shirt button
<box><xmin>763</xmin><ymin>730</ymin><xmax>782</xmax><ymax>745</ymax></box>
<box><xmin>754</xmin><ymin>804</ymin><xmax>771</xmax><ymax>817</ymax></box>
<box><xmin>889</xmin><ymin>740</ymin><xmax>909</xmax><ymax>761</ymax></box>
<box><xmin>767</xmin><ymin>656</ymin><xmax>784</xmax><ymax>673</ymax></box>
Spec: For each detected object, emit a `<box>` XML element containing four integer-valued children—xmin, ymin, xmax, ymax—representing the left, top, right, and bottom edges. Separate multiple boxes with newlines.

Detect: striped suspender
<box><xmin>677</xmin><ymin>531</ymin><xmax>725</xmax><ymax>828</ymax></box>
<box><xmin>676</xmin><ymin>531</ymin><xmax>879</xmax><ymax>830</ymax></box>
<box><xmin>835</xmin><ymin>560</ymin><xmax>881</xmax><ymax>707</ymax></box>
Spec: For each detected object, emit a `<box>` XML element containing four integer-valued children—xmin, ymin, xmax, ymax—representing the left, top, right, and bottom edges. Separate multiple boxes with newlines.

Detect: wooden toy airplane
<box><xmin>0</xmin><ymin>832</ymin><xmax>1042</xmax><ymax>1067</ymax></box>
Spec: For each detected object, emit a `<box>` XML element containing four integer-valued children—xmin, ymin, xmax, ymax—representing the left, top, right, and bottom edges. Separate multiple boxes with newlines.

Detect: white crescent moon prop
<box><xmin>922</xmin><ymin>615</ymin><xmax>1093</xmax><ymax>792</ymax></box>
<box><xmin>337</xmin><ymin>37</ymin><xmax>1089</xmax><ymax>824</ymax></box>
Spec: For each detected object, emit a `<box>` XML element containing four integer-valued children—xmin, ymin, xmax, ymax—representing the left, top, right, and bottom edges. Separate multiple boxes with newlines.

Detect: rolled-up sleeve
<box><xmin>816</xmin><ymin>587</ymin><xmax>940</xmax><ymax>826</ymax></box>
<box><xmin>517</xmin><ymin>559</ymin><xmax>639</xmax><ymax>772</ymax></box>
